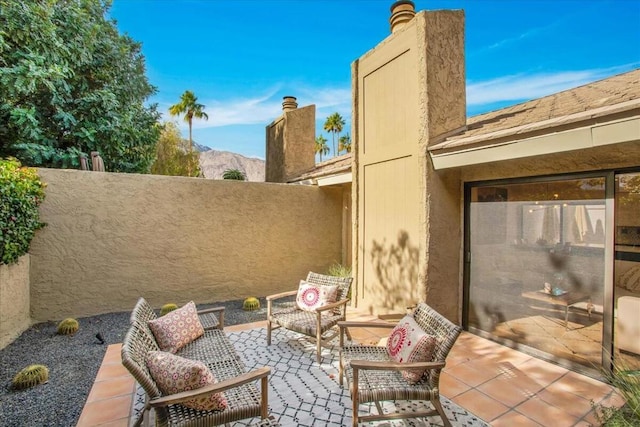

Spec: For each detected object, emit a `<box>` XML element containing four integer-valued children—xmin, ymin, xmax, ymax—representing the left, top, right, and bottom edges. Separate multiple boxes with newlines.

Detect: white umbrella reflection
<box><xmin>572</xmin><ymin>205</ymin><xmax>594</xmax><ymax>243</ymax></box>
<box><xmin>541</xmin><ymin>205</ymin><xmax>559</xmax><ymax>244</ymax></box>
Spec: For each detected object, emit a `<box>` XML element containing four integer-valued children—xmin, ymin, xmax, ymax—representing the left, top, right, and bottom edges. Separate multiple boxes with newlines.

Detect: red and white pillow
<box><xmin>146</xmin><ymin>351</ymin><xmax>227</xmax><ymax>411</ymax></box>
<box><xmin>386</xmin><ymin>315</ymin><xmax>437</xmax><ymax>384</ymax></box>
<box><xmin>148</xmin><ymin>301</ymin><xmax>204</xmax><ymax>353</ymax></box>
<box><xmin>296</xmin><ymin>281</ymin><xmax>338</xmax><ymax>312</ymax></box>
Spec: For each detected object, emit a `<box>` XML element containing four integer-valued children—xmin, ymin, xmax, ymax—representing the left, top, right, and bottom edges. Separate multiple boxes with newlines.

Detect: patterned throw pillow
<box><xmin>145</xmin><ymin>351</ymin><xmax>227</xmax><ymax>411</ymax></box>
<box><xmin>386</xmin><ymin>315</ymin><xmax>437</xmax><ymax>384</ymax></box>
<box><xmin>148</xmin><ymin>301</ymin><xmax>204</xmax><ymax>353</ymax></box>
<box><xmin>296</xmin><ymin>281</ymin><xmax>338</xmax><ymax>312</ymax></box>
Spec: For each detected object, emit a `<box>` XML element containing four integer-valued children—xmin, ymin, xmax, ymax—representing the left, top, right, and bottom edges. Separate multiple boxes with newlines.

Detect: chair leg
<box><xmin>432</xmin><ymin>397</ymin><xmax>452</xmax><ymax>427</ymax></box>
<box><xmin>266</xmin><ymin>319</ymin><xmax>272</xmax><ymax>346</ymax></box>
<box><xmin>352</xmin><ymin>369</ymin><xmax>359</xmax><ymax>427</ymax></box>
<box><xmin>316</xmin><ymin>330</ymin><xmax>322</xmax><ymax>364</ymax></box>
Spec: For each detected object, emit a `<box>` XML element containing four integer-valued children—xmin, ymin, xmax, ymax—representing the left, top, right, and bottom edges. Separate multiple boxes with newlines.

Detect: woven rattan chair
<box><xmin>266</xmin><ymin>272</ymin><xmax>353</xmax><ymax>363</ymax></box>
<box><xmin>131</xmin><ymin>297</ymin><xmax>225</xmax><ymax>330</ymax></box>
<box><xmin>122</xmin><ymin>321</ymin><xmax>270</xmax><ymax>427</ymax></box>
<box><xmin>338</xmin><ymin>303</ymin><xmax>462</xmax><ymax>427</ymax></box>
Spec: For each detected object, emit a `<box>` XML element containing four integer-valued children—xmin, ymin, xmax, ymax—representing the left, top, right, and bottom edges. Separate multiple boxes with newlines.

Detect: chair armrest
<box><xmin>338</xmin><ymin>321</ymin><xmax>396</xmax><ymax>329</ymax></box>
<box><xmin>266</xmin><ymin>290</ymin><xmax>297</xmax><ymax>301</ymax></box>
<box><xmin>338</xmin><ymin>320</ymin><xmax>396</xmax><ymax>347</ymax></box>
<box><xmin>197</xmin><ymin>306</ymin><xmax>225</xmax><ymax>330</ymax></box>
<box><xmin>316</xmin><ymin>298</ymin><xmax>350</xmax><ymax>312</ymax></box>
<box><xmin>197</xmin><ymin>306</ymin><xmax>225</xmax><ymax>315</ymax></box>
<box><xmin>149</xmin><ymin>366</ymin><xmax>271</xmax><ymax>407</ymax></box>
<box><xmin>350</xmin><ymin>359</ymin><xmax>446</xmax><ymax>372</ymax></box>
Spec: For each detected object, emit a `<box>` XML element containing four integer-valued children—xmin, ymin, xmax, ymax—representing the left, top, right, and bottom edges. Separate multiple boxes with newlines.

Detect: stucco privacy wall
<box><xmin>29</xmin><ymin>169</ymin><xmax>342</xmax><ymax>321</ymax></box>
<box><xmin>0</xmin><ymin>255</ymin><xmax>30</xmax><ymax>349</ymax></box>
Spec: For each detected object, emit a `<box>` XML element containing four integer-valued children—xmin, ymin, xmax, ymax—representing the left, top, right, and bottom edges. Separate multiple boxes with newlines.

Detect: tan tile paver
<box><xmin>491</xmin><ymin>410</ymin><xmax>544</xmax><ymax>427</ymax></box>
<box><xmin>515</xmin><ymin>396</ymin><xmax>582</xmax><ymax>427</ymax></box>
<box><xmin>451</xmin><ymin>388</ymin><xmax>510</xmax><ymax>421</ymax></box>
<box><xmin>439</xmin><ymin>371</ymin><xmax>471</xmax><ymax>398</ymax></box>
<box><xmin>76</xmin><ymin>394</ymin><xmax>131</xmax><ymax>427</ymax></box>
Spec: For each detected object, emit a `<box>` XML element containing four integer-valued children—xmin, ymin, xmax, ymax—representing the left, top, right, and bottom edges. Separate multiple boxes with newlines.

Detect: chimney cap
<box><xmin>282</xmin><ymin>96</ymin><xmax>298</xmax><ymax>111</ymax></box>
<box><xmin>390</xmin><ymin>0</ymin><xmax>415</xmax><ymax>12</ymax></box>
<box><xmin>389</xmin><ymin>0</ymin><xmax>416</xmax><ymax>33</ymax></box>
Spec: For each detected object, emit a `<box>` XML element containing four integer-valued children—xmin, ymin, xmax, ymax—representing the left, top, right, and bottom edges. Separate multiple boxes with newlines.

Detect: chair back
<box><xmin>130</xmin><ymin>297</ymin><xmax>157</xmax><ymax>324</ymax></box>
<box><xmin>412</xmin><ymin>303</ymin><xmax>462</xmax><ymax>388</ymax></box>
<box><xmin>307</xmin><ymin>272</ymin><xmax>353</xmax><ymax>313</ymax></box>
<box><xmin>121</xmin><ymin>322</ymin><xmax>162</xmax><ymax>399</ymax></box>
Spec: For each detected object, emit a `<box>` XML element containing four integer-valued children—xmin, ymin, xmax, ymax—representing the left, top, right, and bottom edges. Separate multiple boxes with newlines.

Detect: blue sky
<box><xmin>109</xmin><ymin>0</ymin><xmax>640</xmax><ymax>159</ymax></box>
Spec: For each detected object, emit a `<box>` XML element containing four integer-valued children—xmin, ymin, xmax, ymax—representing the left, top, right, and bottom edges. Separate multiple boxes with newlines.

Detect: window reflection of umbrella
<box><xmin>572</xmin><ymin>205</ymin><xmax>593</xmax><ymax>243</ymax></box>
<box><xmin>541</xmin><ymin>206</ymin><xmax>559</xmax><ymax>244</ymax></box>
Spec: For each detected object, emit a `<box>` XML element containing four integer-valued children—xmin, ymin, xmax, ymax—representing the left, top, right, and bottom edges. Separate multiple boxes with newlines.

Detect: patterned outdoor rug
<box><xmin>131</xmin><ymin>327</ymin><xmax>488</xmax><ymax>426</ymax></box>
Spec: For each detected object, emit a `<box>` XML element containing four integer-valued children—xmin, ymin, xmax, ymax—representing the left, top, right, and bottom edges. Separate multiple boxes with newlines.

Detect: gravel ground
<box><xmin>0</xmin><ymin>298</ymin><xmax>268</xmax><ymax>427</ymax></box>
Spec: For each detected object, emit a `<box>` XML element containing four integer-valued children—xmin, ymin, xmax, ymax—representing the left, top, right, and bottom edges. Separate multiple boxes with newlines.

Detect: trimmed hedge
<box><xmin>0</xmin><ymin>158</ymin><xmax>46</xmax><ymax>265</ymax></box>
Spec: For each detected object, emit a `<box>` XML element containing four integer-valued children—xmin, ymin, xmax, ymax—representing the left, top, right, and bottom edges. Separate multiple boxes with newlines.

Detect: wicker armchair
<box><xmin>338</xmin><ymin>303</ymin><xmax>462</xmax><ymax>427</ymax></box>
<box><xmin>266</xmin><ymin>272</ymin><xmax>353</xmax><ymax>363</ymax></box>
<box><xmin>131</xmin><ymin>297</ymin><xmax>225</xmax><ymax>330</ymax></box>
<box><xmin>122</xmin><ymin>321</ymin><xmax>270</xmax><ymax>427</ymax></box>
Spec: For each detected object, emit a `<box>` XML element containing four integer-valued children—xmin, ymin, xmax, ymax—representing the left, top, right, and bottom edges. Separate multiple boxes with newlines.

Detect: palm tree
<box><xmin>323</xmin><ymin>112</ymin><xmax>345</xmax><ymax>157</ymax></box>
<box><xmin>338</xmin><ymin>133</ymin><xmax>352</xmax><ymax>154</ymax></box>
<box><xmin>222</xmin><ymin>169</ymin><xmax>246</xmax><ymax>180</ymax></box>
<box><xmin>169</xmin><ymin>90</ymin><xmax>208</xmax><ymax>153</ymax></box>
<box><xmin>315</xmin><ymin>135</ymin><xmax>330</xmax><ymax>162</ymax></box>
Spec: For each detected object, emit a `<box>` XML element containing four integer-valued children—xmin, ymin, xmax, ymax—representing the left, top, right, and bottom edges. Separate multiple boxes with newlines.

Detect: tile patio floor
<box><xmin>76</xmin><ymin>311</ymin><xmax>623</xmax><ymax>427</ymax></box>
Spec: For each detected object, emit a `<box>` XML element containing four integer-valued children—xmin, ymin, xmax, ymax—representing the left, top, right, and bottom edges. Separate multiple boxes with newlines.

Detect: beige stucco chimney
<box><xmin>389</xmin><ymin>0</ymin><xmax>416</xmax><ymax>33</ymax></box>
<box><xmin>282</xmin><ymin>96</ymin><xmax>298</xmax><ymax>111</ymax></box>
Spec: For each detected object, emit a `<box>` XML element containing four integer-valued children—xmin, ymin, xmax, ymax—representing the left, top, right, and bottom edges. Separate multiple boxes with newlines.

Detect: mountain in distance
<box><xmin>196</xmin><ymin>144</ymin><xmax>265</xmax><ymax>182</ymax></box>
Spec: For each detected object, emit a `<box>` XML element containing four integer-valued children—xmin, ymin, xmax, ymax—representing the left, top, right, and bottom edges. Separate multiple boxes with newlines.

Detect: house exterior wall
<box><xmin>29</xmin><ymin>169</ymin><xmax>342</xmax><ymax>321</ymax></box>
<box><xmin>439</xmin><ymin>138</ymin><xmax>640</xmax><ymax>322</ymax></box>
<box><xmin>352</xmin><ymin>10</ymin><xmax>465</xmax><ymax>320</ymax></box>
<box><xmin>265</xmin><ymin>105</ymin><xmax>316</xmax><ymax>183</ymax></box>
<box><xmin>0</xmin><ymin>255</ymin><xmax>31</xmax><ymax>349</ymax></box>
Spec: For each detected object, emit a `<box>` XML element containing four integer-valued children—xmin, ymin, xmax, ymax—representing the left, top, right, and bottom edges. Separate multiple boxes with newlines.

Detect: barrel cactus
<box><xmin>243</xmin><ymin>297</ymin><xmax>260</xmax><ymax>311</ymax></box>
<box><xmin>160</xmin><ymin>303</ymin><xmax>179</xmax><ymax>316</ymax></box>
<box><xmin>12</xmin><ymin>364</ymin><xmax>49</xmax><ymax>390</ymax></box>
<box><xmin>57</xmin><ymin>318</ymin><xmax>79</xmax><ymax>335</ymax></box>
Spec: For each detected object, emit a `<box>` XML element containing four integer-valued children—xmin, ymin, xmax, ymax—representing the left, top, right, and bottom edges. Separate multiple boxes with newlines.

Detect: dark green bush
<box><xmin>0</xmin><ymin>158</ymin><xmax>46</xmax><ymax>265</ymax></box>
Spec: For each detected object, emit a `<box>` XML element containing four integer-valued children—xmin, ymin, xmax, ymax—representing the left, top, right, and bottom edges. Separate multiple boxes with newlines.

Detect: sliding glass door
<box><xmin>614</xmin><ymin>172</ymin><xmax>640</xmax><ymax>369</ymax></box>
<box><xmin>466</xmin><ymin>176</ymin><xmax>607</xmax><ymax>370</ymax></box>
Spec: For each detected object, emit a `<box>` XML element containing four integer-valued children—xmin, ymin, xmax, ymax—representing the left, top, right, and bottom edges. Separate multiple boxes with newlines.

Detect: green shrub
<box><xmin>12</xmin><ymin>364</ymin><xmax>49</xmax><ymax>390</ymax></box>
<box><xmin>160</xmin><ymin>303</ymin><xmax>178</xmax><ymax>316</ymax></box>
<box><xmin>593</xmin><ymin>359</ymin><xmax>640</xmax><ymax>426</ymax></box>
<box><xmin>327</xmin><ymin>263</ymin><xmax>352</xmax><ymax>277</ymax></box>
<box><xmin>57</xmin><ymin>318</ymin><xmax>79</xmax><ymax>335</ymax></box>
<box><xmin>0</xmin><ymin>158</ymin><xmax>46</xmax><ymax>265</ymax></box>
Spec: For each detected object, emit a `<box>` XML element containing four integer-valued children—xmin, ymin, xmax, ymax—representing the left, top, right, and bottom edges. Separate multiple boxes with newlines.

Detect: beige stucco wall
<box><xmin>352</xmin><ymin>10</ymin><xmax>465</xmax><ymax>320</ymax></box>
<box><xmin>0</xmin><ymin>255</ymin><xmax>31</xmax><ymax>349</ymax></box>
<box><xmin>265</xmin><ymin>105</ymin><xmax>316</xmax><ymax>183</ymax></box>
<box><xmin>29</xmin><ymin>169</ymin><xmax>343</xmax><ymax>321</ymax></box>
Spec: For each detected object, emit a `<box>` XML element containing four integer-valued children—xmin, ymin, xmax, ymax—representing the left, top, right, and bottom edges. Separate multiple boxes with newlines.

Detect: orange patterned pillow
<box><xmin>146</xmin><ymin>351</ymin><xmax>227</xmax><ymax>411</ymax></box>
<box><xmin>386</xmin><ymin>315</ymin><xmax>437</xmax><ymax>384</ymax></box>
<box><xmin>148</xmin><ymin>301</ymin><xmax>204</xmax><ymax>353</ymax></box>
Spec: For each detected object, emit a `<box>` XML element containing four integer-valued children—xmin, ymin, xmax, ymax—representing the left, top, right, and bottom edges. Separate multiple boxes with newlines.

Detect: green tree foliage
<box><xmin>338</xmin><ymin>133</ymin><xmax>352</xmax><ymax>154</ymax></box>
<box><xmin>0</xmin><ymin>0</ymin><xmax>160</xmax><ymax>172</ymax></box>
<box><xmin>315</xmin><ymin>135</ymin><xmax>329</xmax><ymax>162</ymax></box>
<box><xmin>323</xmin><ymin>112</ymin><xmax>345</xmax><ymax>158</ymax></box>
<box><xmin>150</xmin><ymin>122</ymin><xmax>200</xmax><ymax>177</ymax></box>
<box><xmin>169</xmin><ymin>90</ymin><xmax>208</xmax><ymax>153</ymax></box>
<box><xmin>0</xmin><ymin>158</ymin><xmax>46</xmax><ymax>265</ymax></box>
<box><xmin>222</xmin><ymin>169</ymin><xmax>246</xmax><ymax>181</ymax></box>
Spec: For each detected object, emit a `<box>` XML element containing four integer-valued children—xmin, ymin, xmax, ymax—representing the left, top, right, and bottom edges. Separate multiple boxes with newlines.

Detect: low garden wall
<box><xmin>0</xmin><ymin>255</ymin><xmax>31</xmax><ymax>349</ymax></box>
<box><xmin>29</xmin><ymin>169</ymin><xmax>343</xmax><ymax>321</ymax></box>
